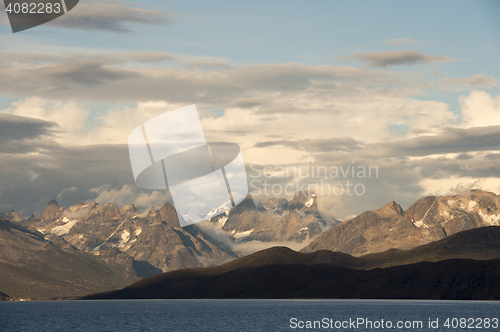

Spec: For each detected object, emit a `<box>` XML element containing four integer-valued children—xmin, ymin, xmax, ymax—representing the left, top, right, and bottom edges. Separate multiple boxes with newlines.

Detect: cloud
<box><xmin>383</xmin><ymin>37</ymin><xmax>427</xmax><ymax>46</ymax></box>
<box><xmin>373</xmin><ymin>125</ymin><xmax>500</xmax><ymax>158</ymax></box>
<box><xmin>439</xmin><ymin>74</ymin><xmax>497</xmax><ymax>90</ymax></box>
<box><xmin>89</xmin><ymin>184</ymin><xmax>171</xmax><ymax>211</ymax></box>
<box><xmin>254</xmin><ymin>137</ymin><xmax>363</xmax><ymax>153</ymax></box>
<box><xmin>0</xmin><ymin>51</ymin><xmax>498</xmax><ymax>220</ymax></box>
<box><xmin>0</xmin><ymin>142</ymin><xmax>136</xmax><ymax>216</ymax></box>
<box><xmin>56</xmin><ymin>186</ymin><xmax>78</xmax><ymax>200</ymax></box>
<box><xmin>2</xmin><ymin>98</ymin><xmax>89</xmax><ymax>145</ymax></box>
<box><xmin>0</xmin><ymin>54</ymin><xmax>415</xmax><ymax>104</ymax></box>
<box><xmin>460</xmin><ymin>91</ymin><xmax>500</xmax><ymax>128</ymax></box>
<box><xmin>0</xmin><ymin>113</ymin><xmax>59</xmax><ymax>155</ymax></box>
<box><xmin>337</xmin><ymin>50</ymin><xmax>461</xmax><ymax>68</ymax></box>
<box><xmin>36</xmin><ymin>59</ymin><xmax>140</xmax><ymax>86</ymax></box>
<box><xmin>0</xmin><ymin>113</ymin><xmax>57</xmax><ymax>143</ymax></box>
<box><xmin>46</xmin><ymin>0</ymin><xmax>178</xmax><ymax>33</ymax></box>
<box><xmin>420</xmin><ymin>177</ymin><xmax>500</xmax><ymax>197</ymax></box>
<box><xmin>196</xmin><ymin>221</ymin><xmax>309</xmax><ymax>256</ymax></box>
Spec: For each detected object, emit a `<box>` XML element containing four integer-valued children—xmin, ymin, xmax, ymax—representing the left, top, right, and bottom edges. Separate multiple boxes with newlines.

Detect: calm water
<box><xmin>0</xmin><ymin>300</ymin><xmax>499</xmax><ymax>332</ymax></box>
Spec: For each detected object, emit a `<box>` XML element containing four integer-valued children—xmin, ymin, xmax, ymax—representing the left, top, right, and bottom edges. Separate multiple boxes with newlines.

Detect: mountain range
<box><xmin>302</xmin><ymin>189</ymin><xmax>500</xmax><ymax>255</ymax></box>
<box><xmin>2</xmin><ymin>189</ymin><xmax>500</xmax><ymax>299</ymax></box>
<box><xmin>209</xmin><ymin>192</ymin><xmax>333</xmax><ymax>242</ymax></box>
<box><xmin>80</xmin><ymin>226</ymin><xmax>500</xmax><ymax>300</ymax></box>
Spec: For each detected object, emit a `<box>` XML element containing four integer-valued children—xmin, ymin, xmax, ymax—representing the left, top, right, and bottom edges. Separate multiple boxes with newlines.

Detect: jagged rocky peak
<box><xmin>85</xmin><ymin>202</ymin><xmax>122</xmax><ymax>221</ymax></box>
<box><xmin>287</xmin><ymin>191</ymin><xmax>319</xmax><ymax>212</ymax></box>
<box><xmin>258</xmin><ymin>197</ymin><xmax>288</xmax><ymax>213</ymax></box>
<box><xmin>213</xmin><ymin>191</ymin><xmax>325</xmax><ymax>243</ymax></box>
<box><xmin>302</xmin><ymin>189</ymin><xmax>500</xmax><ymax>257</ymax></box>
<box><xmin>403</xmin><ymin>189</ymin><xmax>500</xmax><ymax>231</ymax></box>
<box><xmin>119</xmin><ymin>204</ymin><xmax>139</xmax><ymax>216</ymax></box>
<box><xmin>158</xmin><ymin>202</ymin><xmax>181</xmax><ymax>228</ymax></box>
<box><xmin>64</xmin><ymin>201</ymin><xmax>97</xmax><ymax>215</ymax></box>
<box><xmin>3</xmin><ymin>211</ymin><xmax>23</xmax><ymax>223</ymax></box>
<box><xmin>42</xmin><ymin>199</ymin><xmax>63</xmax><ymax>218</ymax></box>
<box><xmin>221</xmin><ymin>194</ymin><xmax>260</xmax><ymax>233</ymax></box>
<box><xmin>374</xmin><ymin>201</ymin><xmax>404</xmax><ymax>217</ymax></box>
<box><xmin>147</xmin><ymin>206</ymin><xmax>157</xmax><ymax>218</ymax></box>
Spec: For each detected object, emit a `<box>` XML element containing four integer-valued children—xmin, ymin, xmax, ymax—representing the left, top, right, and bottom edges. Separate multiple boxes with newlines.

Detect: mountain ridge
<box><xmin>302</xmin><ymin>189</ymin><xmax>500</xmax><ymax>255</ymax></box>
<box><xmin>78</xmin><ymin>226</ymin><xmax>500</xmax><ymax>300</ymax></box>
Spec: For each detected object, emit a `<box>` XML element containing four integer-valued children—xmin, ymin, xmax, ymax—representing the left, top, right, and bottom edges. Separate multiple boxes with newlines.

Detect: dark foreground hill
<box><xmin>81</xmin><ymin>258</ymin><xmax>500</xmax><ymax>300</ymax></box>
<box><xmin>80</xmin><ymin>226</ymin><xmax>500</xmax><ymax>300</ymax></box>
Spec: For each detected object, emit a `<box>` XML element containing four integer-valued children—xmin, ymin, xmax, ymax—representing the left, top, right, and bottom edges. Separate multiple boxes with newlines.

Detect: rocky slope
<box><xmin>302</xmin><ymin>189</ymin><xmax>500</xmax><ymax>255</ymax></box>
<box><xmin>0</xmin><ymin>291</ymin><xmax>15</xmax><ymax>301</ymax></box>
<box><xmin>0</xmin><ymin>216</ymin><xmax>139</xmax><ymax>299</ymax></box>
<box><xmin>19</xmin><ymin>200</ymin><xmax>238</xmax><ymax>273</ymax></box>
<box><xmin>209</xmin><ymin>192</ymin><xmax>335</xmax><ymax>243</ymax></box>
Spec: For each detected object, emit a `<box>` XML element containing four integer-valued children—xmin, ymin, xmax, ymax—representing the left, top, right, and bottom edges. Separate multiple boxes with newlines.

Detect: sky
<box><xmin>0</xmin><ymin>0</ymin><xmax>499</xmax><ymax>221</ymax></box>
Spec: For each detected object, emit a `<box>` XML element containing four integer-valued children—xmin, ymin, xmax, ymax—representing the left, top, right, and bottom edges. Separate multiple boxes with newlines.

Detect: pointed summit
<box><xmin>119</xmin><ymin>204</ymin><xmax>139</xmax><ymax>216</ymax></box>
<box><xmin>375</xmin><ymin>201</ymin><xmax>404</xmax><ymax>217</ymax></box>
<box><xmin>147</xmin><ymin>206</ymin><xmax>157</xmax><ymax>219</ymax></box>
<box><xmin>42</xmin><ymin>199</ymin><xmax>62</xmax><ymax>218</ymax></box>
<box><xmin>158</xmin><ymin>202</ymin><xmax>181</xmax><ymax>228</ymax></box>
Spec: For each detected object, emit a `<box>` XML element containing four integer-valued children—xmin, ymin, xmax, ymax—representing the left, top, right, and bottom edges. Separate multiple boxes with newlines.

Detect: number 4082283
<box><xmin>5</xmin><ymin>2</ymin><xmax>62</xmax><ymax>14</ymax></box>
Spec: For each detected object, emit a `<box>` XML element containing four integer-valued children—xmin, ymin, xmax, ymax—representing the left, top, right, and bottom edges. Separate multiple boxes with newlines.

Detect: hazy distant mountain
<box><xmin>19</xmin><ymin>200</ymin><xmax>238</xmax><ymax>273</ymax></box>
<box><xmin>210</xmin><ymin>192</ymin><xmax>336</xmax><ymax>243</ymax></box>
<box><xmin>302</xmin><ymin>189</ymin><xmax>500</xmax><ymax>255</ymax></box>
<box><xmin>81</xmin><ymin>227</ymin><xmax>500</xmax><ymax>300</ymax></box>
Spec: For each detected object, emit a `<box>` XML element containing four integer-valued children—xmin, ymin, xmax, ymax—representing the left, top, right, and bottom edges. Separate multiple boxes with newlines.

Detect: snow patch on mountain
<box><xmin>218</xmin><ymin>216</ymin><xmax>228</xmax><ymax>228</ymax></box>
<box><xmin>123</xmin><ymin>238</ymin><xmax>137</xmax><ymax>250</ymax></box>
<box><xmin>115</xmin><ymin>230</ymin><xmax>130</xmax><ymax>248</ymax></box>
<box><xmin>51</xmin><ymin>220</ymin><xmax>77</xmax><ymax>236</ymax></box>
<box><xmin>305</xmin><ymin>197</ymin><xmax>314</xmax><ymax>207</ymax></box>
<box><xmin>203</xmin><ymin>200</ymin><xmax>233</xmax><ymax>220</ymax></box>
<box><xmin>478</xmin><ymin>210</ymin><xmax>500</xmax><ymax>226</ymax></box>
<box><xmin>414</xmin><ymin>219</ymin><xmax>428</xmax><ymax>228</ymax></box>
<box><xmin>468</xmin><ymin>201</ymin><xmax>477</xmax><ymax>210</ymax></box>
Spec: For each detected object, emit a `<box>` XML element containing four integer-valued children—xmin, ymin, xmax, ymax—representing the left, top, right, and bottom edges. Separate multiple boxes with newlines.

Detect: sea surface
<box><xmin>0</xmin><ymin>299</ymin><xmax>499</xmax><ymax>332</ymax></box>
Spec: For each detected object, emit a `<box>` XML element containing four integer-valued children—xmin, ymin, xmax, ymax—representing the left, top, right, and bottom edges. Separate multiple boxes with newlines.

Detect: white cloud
<box><xmin>196</xmin><ymin>221</ymin><xmax>308</xmax><ymax>256</ymax></box>
<box><xmin>89</xmin><ymin>184</ymin><xmax>170</xmax><ymax>211</ymax></box>
<box><xmin>56</xmin><ymin>186</ymin><xmax>78</xmax><ymax>200</ymax></box>
<box><xmin>460</xmin><ymin>91</ymin><xmax>500</xmax><ymax>128</ymax></box>
<box><xmin>2</xmin><ymin>97</ymin><xmax>89</xmax><ymax>145</ymax></box>
<box><xmin>420</xmin><ymin>177</ymin><xmax>500</xmax><ymax>197</ymax></box>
